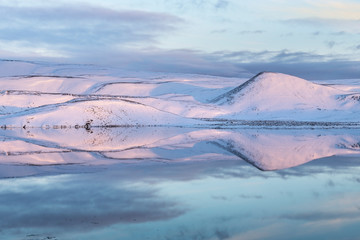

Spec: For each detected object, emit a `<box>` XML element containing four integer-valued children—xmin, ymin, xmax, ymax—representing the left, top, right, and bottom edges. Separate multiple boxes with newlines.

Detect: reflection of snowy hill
<box><xmin>1</xmin><ymin>128</ymin><xmax>360</xmax><ymax>175</ymax></box>
<box><xmin>1</xmin><ymin>60</ymin><xmax>360</xmax><ymax>127</ymax></box>
<box><xmin>212</xmin><ymin>130</ymin><xmax>360</xmax><ymax>171</ymax></box>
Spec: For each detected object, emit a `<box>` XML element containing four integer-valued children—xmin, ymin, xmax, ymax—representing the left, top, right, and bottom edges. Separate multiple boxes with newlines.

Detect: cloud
<box><xmin>164</xmin><ymin>0</ymin><xmax>229</xmax><ymax>11</ymax></box>
<box><xmin>0</xmin><ymin>4</ymin><xmax>182</xmax><ymax>27</ymax></box>
<box><xmin>238</xmin><ymin>60</ymin><xmax>360</xmax><ymax>79</ymax></box>
<box><xmin>283</xmin><ymin>18</ymin><xmax>360</xmax><ymax>32</ymax></box>
<box><xmin>212</xmin><ymin>195</ymin><xmax>229</xmax><ymax>201</ymax></box>
<box><xmin>3</xmin><ymin>46</ymin><xmax>360</xmax><ymax>81</ymax></box>
<box><xmin>281</xmin><ymin>210</ymin><xmax>360</xmax><ymax>222</ymax></box>
<box><xmin>67</xmin><ymin>48</ymin><xmax>251</xmax><ymax>77</ymax></box>
<box><xmin>312</xmin><ymin>31</ymin><xmax>350</xmax><ymax>37</ymax></box>
<box><xmin>238</xmin><ymin>194</ymin><xmax>263</xmax><ymax>199</ymax></box>
<box><xmin>326</xmin><ymin>41</ymin><xmax>336</xmax><ymax>49</ymax></box>
<box><xmin>214</xmin><ymin>0</ymin><xmax>229</xmax><ymax>9</ymax></box>
<box><xmin>0</xmin><ymin>1</ymin><xmax>358</xmax><ymax>80</ymax></box>
<box><xmin>211</xmin><ymin>49</ymin><xmax>360</xmax><ymax>79</ymax></box>
<box><xmin>214</xmin><ymin>49</ymin><xmax>337</xmax><ymax>63</ymax></box>
<box><xmin>269</xmin><ymin>50</ymin><xmax>328</xmax><ymax>62</ymax></box>
<box><xmin>238</xmin><ymin>30</ymin><xmax>264</xmax><ymax>35</ymax></box>
<box><xmin>211</xmin><ymin>29</ymin><xmax>228</xmax><ymax>34</ymax></box>
<box><xmin>331</xmin><ymin>31</ymin><xmax>347</xmax><ymax>36</ymax></box>
<box><xmin>0</xmin><ymin>3</ymin><xmax>183</xmax><ymax>57</ymax></box>
<box><xmin>213</xmin><ymin>50</ymin><xmax>268</xmax><ymax>60</ymax></box>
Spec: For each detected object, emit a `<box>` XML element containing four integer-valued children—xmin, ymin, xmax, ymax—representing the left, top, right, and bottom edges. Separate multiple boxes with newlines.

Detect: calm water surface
<box><xmin>1</xmin><ymin>128</ymin><xmax>360</xmax><ymax>240</ymax></box>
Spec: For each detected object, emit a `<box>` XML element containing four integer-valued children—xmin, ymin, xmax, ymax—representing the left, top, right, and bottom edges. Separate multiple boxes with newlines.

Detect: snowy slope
<box><xmin>211</xmin><ymin>72</ymin><xmax>360</xmax><ymax>121</ymax></box>
<box><xmin>1</xmin><ymin>60</ymin><xmax>360</xmax><ymax>127</ymax></box>
<box><xmin>212</xmin><ymin>72</ymin><xmax>340</xmax><ymax>106</ymax></box>
<box><xmin>0</xmin><ymin>98</ymin><xmax>200</xmax><ymax>128</ymax></box>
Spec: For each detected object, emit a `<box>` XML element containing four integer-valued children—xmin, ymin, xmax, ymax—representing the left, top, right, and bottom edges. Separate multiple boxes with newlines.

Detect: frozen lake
<box><xmin>1</xmin><ymin>127</ymin><xmax>360</xmax><ymax>240</ymax></box>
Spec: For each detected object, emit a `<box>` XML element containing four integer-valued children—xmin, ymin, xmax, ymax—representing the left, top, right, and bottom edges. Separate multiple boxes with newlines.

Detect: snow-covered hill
<box><xmin>212</xmin><ymin>72</ymin><xmax>360</xmax><ymax>121</ymax></box>
<box><xmin>212</xmin><ymin>72</ymin><xmax>341</xmax><ymax>106</ymax></box>
<box><xmin>1</xmin><ymin>98</ymin><xmax>200</xmax><ymax>128</ymax></box>
<box><xmin>1</xmin><ymin>60</ymin><xmax>360</xmax><ymax>127</ymax></box>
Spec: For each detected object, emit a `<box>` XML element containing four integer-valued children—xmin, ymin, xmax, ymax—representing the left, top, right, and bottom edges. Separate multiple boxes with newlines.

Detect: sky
<box><xmin>0</xmin><ymin>0</ymin><xmax>359</xmax><ymax>79</ymax></box>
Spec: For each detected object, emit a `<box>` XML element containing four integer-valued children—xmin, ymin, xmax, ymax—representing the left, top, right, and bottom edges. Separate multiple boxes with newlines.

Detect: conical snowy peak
<box><xmin>210</xmin><ymin>72</ymin><xmax>346</xmax><ymax>115</ymax></box>
<box><xmin>211</xmin><ymin>72</ymin><xmax>339</xmax><ymax>105</ymax></box>
<box><xmin>210</xmin><ymin>71</ymin><xmax>266</xmax><ymax>104</ymax></box>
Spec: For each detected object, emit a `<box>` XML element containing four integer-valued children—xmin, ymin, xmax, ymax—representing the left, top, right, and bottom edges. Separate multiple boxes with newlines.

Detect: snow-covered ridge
<box><xmin>1</xmin><ymin>60</ymin><xmax>360</xmax><ymax>128</ymax></box>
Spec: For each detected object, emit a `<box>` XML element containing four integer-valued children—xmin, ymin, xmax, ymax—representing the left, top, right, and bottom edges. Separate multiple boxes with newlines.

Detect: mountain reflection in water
<box><xmin>0</xmin><ymin>128</ymin><xmax>360</xmax><ymax>240</ymax></box>
<box><xmin>1</xmin><ymin>127</ymin><xmax>360</xmax><ymax>175</ymax></box>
